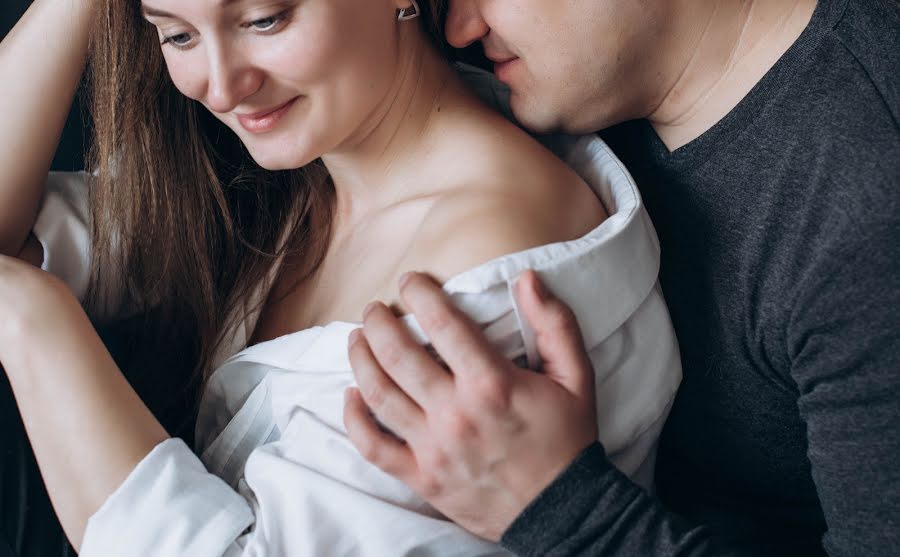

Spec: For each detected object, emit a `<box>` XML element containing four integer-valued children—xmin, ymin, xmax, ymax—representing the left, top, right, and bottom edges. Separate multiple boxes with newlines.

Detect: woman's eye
<box><xmin>247</xmin><ymin>13</ymin><xmax>286</xmax><ymax>32</ymax></box>
<box><xmin>161</xmin><ymin>32</ymin><xmax>193</xmax><ymax>48</ymax></box>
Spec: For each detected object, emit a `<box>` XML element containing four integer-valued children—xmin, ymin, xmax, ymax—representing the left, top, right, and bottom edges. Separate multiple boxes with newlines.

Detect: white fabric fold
<box><xmin>33</xmin><ymin>172</ymin><xmax>92</xmax><ymax>302</ymax></box>
<box><xmin>80</xmin><ymin>438</ymin><xmax>255</xmax><ymax>556</ymax></box>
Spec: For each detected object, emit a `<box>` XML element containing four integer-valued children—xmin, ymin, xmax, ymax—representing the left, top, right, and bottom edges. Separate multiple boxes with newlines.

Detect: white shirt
<box><xmin>33</xmin><ymin>70</ymin><xmax>681</xmax><ymax>557</ymax></box>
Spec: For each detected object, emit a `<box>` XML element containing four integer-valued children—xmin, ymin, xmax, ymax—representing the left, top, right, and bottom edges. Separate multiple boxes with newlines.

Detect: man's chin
<box><xmin>511</xmin><ymin>100</ymin><xmax>608</xmax><ymax>136</ymax></box>
<box><xmin>508</xmin><ymin>93</ymin><xmax>575</xmax><ymax>135</ymax></box>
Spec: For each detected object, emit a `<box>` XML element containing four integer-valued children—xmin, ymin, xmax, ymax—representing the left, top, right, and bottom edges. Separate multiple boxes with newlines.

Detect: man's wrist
<box><xmin>500</xmin><ymin>442</ymin><xmax>614</xmax><ymax>555</ymax></box>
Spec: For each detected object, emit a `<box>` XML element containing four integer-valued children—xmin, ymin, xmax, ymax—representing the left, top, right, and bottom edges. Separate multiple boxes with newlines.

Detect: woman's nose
<box><xmin>204</xmin><ymin>46</ymin><xmax>263</xmax><ymax>114</ymax></box>
<box><xmin>445</xmin><ymin>0</ymin><xmax>489</xmax><ymax>49</ymax></box>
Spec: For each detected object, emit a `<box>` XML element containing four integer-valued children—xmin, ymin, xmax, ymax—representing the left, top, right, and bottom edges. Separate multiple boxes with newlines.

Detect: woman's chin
<box><xmin>249</xmin><ymin>148</ymin><xmax>316</xmax><ymax>172</ymax></box>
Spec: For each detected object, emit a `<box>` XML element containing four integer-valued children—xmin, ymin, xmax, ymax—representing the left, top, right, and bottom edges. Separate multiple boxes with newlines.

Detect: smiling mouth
<box><xmin>236</xmin><ymin>97</ymin><xmax>301</xmax><ymax>134</ymax></box>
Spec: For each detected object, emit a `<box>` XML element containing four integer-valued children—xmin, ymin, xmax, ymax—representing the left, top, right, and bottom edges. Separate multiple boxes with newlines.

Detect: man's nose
<box><xmin>204</xmin><ymin>45</ymin><xmax>263</xmax><ymax>114</ymax></box>
<box><xmin>445</xmin><ymin>0</ymin><xmax>489</xmax><ymax>49</ymax></box>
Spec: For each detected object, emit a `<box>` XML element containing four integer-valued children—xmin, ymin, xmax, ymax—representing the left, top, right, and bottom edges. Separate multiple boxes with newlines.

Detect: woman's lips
<box><xmin>236</xmin><ymin>97</ymin><xmax>300</xmax><ymax>134</ymax></box>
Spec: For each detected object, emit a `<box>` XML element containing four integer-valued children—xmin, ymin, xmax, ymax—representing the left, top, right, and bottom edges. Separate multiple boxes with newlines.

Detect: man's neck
<box><xmin>647</xmin><ymin>0</ymin><xmax>818</xmax><ymax>151</ymax></box>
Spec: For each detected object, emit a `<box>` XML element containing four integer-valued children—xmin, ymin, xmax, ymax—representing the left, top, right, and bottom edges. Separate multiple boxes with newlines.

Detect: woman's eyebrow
<box><xmin>142</xmin><ymin>0</ymin><xmax>245</xmax><ymax>18</ymax></box>
<box><xmin>141</xmin><ymin>4</ymin><xmax>177</xmax><ymax>18</ymax></box>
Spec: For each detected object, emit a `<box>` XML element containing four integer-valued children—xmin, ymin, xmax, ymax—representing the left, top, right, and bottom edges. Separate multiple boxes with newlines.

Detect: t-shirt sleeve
<box><xmin>501</xmin><ymin>443</ymin><xmax>749</xmax><ymax>556</ymax></box>
<box><xmin>786</xmin><ymin>185</ymin><xmax>900</xmax><ymax>555</ymax></box>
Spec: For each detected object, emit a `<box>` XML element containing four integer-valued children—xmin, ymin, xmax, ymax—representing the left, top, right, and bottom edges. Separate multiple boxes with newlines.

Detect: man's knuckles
<box><xmin>437</xmin><ymin>408</ymin><xmax>479</xmax><ymax>443</ymax></box>
<box><xmin>469</xmin><ymin>372</ymin><xmax>513</xmax><ymax>412</ymax></box>
<box><xmin>414</xmin><ymin>469</ymin><xmax>446</xmax><ymax>499</ymax></box>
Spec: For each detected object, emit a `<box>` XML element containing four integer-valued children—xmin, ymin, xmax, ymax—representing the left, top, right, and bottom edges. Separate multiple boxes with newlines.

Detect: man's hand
<box><xmin>344</xmin><ymin>270</ymin><xmax>599</xmax><ymax>541</ymax></box>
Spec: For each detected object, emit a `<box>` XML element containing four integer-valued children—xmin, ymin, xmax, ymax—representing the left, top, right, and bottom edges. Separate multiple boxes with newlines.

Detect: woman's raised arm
<box><xmin>0</xmin><ymin>0</ymin><xmax>95</xmax><ymax>257</ymax></box>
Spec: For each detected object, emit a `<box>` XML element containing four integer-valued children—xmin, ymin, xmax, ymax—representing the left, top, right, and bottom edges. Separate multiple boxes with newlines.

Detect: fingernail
<box><xmin>363</xmin><ymin>302</ymin><xmax>379</xmax><ymax>320</ymax></box>
<box><xmin>399</xmin><ymin>271</ymin><xmax>414</xmax><ymax>290</ymax></box>
<box><xmin>348</xmin><ymin>328</ymin><xmax>362</xmax><ymax>348</ymax></box>
<box><xmin>532</xmin><ymin>273</ymin><xmax>548</xmax><ymax>301</ymax></box>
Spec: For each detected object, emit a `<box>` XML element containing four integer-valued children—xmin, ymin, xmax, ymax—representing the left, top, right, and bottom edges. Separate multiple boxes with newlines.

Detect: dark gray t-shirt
<box><xmin>501</xmin><ymin>0</ymin><xmax>900</xmax><ymax>555</ymax></box>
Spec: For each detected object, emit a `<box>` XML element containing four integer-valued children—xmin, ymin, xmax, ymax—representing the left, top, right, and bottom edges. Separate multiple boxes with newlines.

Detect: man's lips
<box><xmin>236</xmin><ymin>97</ymin><xmax>300</xmax><ymax>134</ymax></box>
<box><xmin>485</xmin><ymin>51</ymin><xmax>518</xmax><ymax>66</ymax></box>
<box><xmin>490</xmin><ymin>56</ymin><xmax>520</xmax><ymax>81</ymax></box>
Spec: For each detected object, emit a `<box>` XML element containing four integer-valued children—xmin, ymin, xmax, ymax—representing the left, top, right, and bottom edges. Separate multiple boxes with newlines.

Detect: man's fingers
<box><xmin>348</xmin><ymin>328</ymin><xmax>425</xmax><ymax>439</ymax></box>
<box><xmin>399</xmin><ymin>272</ymin><xmax>505</xmax><ymax>380</ymax></box>
<box><xmin>361</xmin><ymin>302</ymin><xmax>453</xmax><ymax>406</ymax></box>
<box><xmin>343</xmin><ymin>387</ymin><xmax>419</xmax><ymax>480</ymax></box>
<box><xmin>515</xmin><ymin>270</ymin><xmax>595</xmax><ymax>399</ymax></box>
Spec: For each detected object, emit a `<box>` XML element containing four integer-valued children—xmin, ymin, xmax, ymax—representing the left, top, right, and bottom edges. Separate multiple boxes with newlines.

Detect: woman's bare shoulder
<box><xmin>402</xmin><ymin>145</ymin><xmax>607</xmax><ymax>284</ymax></box>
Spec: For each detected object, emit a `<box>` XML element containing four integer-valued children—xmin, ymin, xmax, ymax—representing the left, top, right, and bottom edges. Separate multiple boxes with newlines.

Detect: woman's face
<box><xmin>141</xmin><ymin>0</ymin><xmax>415</xmax><ymax>170</ymax></box>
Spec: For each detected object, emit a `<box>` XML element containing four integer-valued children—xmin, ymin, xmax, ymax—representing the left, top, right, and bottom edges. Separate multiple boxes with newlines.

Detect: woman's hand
<box><xmin>0</xmin><ymin>254</ymin><xmax>168</xmax><ymax>550</ymax></box>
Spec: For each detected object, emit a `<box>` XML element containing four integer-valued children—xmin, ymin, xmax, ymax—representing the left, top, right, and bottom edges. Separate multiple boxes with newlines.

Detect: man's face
<box><xmin>446</xmin><ymin>0</ymin><xmax>667</xmax><ymax>134</ymax></box>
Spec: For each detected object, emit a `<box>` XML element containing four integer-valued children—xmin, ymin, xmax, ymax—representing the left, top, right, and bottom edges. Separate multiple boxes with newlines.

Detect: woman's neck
<box><xmin>321</xmin><ymin>40</ymin><xmax>462</xmax><ymax>226</ymax></box>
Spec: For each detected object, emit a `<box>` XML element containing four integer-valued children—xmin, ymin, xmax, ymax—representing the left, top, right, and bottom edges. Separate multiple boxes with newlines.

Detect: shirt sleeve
<box><xmin>786</xmin><ymin>191</ymin><xmax>900</xmax><ymax>555</ymax></box>
<box><xmin>32</xmin><ymin>171</ymin><xmax>131</xmax><ymax>321</ymax></box>
<box><xmin>32</xmin><ymin>172</ymin><xmax>93</xmax><ymax>302</ymax></box>
<box><xmin>80</xmin><ymin>438</ymin><xmax>255</xmax><ymax>557</ymax></box>
<box><xmin>501</xmin><ymin>443</ymin><xmax>750</xmax><ymax>556</ymax></box>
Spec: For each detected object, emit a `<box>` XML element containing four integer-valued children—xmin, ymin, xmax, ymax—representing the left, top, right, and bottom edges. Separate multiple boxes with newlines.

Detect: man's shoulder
<box><xmin>767</xmin><ymin>0</ymin><xmax>900</xmax><ymax>213</ymax></box>
<box><xmin>831</xmin><ymin>0</ymin><xmax>900</xmax><ymax>80</ymax></box>
<box><xmin>817</xmin><ymin>0</ymin><xmax>900</xmax><ymax>129</ymax></box>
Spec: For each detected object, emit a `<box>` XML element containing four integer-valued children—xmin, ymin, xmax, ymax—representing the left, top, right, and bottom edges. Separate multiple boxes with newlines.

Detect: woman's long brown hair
<box><xmin>84</xmin><ymin>0</ymin><xmax>447</xmax><ymax>436</ymax></box>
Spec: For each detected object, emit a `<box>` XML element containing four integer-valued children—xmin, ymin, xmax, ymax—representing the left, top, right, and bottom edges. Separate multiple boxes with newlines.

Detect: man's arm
<box><xmin>784</xmin><ymin>198</ymin><xmax>900</xmax><ymax>555</ymax></box>
<box><xmin>500</xmin><ymin>443</ymin><xmax>730</xmax><ymax>556</ymax></box>
<box><xmin>344</xmin><ymin>270</ymin><xmax>750</xmax><ymax>555</ymax></box>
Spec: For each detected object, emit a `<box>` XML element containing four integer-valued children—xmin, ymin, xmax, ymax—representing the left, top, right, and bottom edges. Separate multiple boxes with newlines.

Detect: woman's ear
<box><xmin>391</xmin><ymin>0</ymin><xmax>413</xmax><ymax>11</ymax></box>
<box><xmin>394</xmin><ymin>0</ymin><xmax>422</xmax><ymax>20</ymax></box>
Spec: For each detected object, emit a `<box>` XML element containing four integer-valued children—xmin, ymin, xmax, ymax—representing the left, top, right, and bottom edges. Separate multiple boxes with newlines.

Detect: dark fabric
<box><xmin>0</xmin><ymin>372</ymin><xmax>75</xmax><ymax>557</ymax></box>
<box><xmin>502</xmin><ymin>0</ymin><xmax>900</xmax><ymax>555</ymax></box>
